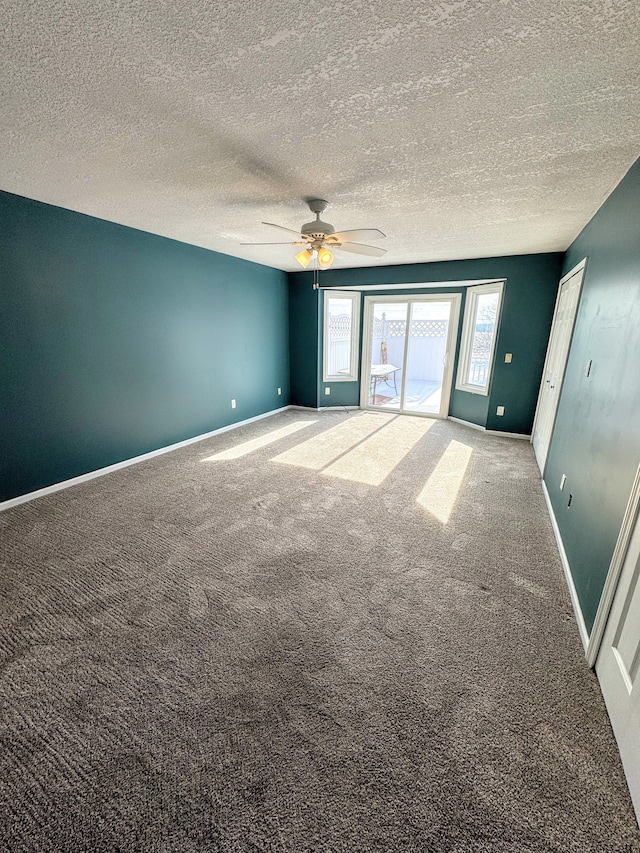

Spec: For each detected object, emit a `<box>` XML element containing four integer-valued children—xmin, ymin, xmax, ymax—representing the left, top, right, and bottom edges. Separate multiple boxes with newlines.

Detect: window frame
<box><xmin>455</xmin><ymin>281</ymin><xmax>504</xmax><ymax>396</ymax></box>
<box><xmin>322</xmin><ymin>290</ymin><xmax>361</xmax><ymax>382</ymax></box>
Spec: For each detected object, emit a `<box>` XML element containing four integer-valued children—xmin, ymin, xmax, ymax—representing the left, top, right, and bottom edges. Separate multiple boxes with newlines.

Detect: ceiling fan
<box><xmin>242</xmin><ymin>198</ymin><xmax>386</xmax><ymax>270</ymax></box>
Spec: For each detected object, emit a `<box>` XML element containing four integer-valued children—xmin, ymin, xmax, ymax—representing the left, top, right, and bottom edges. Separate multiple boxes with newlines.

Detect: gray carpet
<box><xmin>1</xmin><ymin>410</ymin><xmax>639</xmax><ymax>852</ymax></box>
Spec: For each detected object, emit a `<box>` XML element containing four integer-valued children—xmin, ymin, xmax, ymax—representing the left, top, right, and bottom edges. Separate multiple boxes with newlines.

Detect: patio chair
<box><xmin>370</xmin><ymin>341</ymin><xmax>399</xmax><ymax>396</ymax></box>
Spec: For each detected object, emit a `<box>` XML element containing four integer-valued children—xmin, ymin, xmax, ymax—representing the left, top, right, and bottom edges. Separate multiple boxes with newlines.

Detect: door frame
<box><xmin>359</xmin><ymin>293</ymin><xmax>462</xmax><ymax>418</ymax></box>
<box><xmin>531</xmin><ymin>257</ymin><xmax>587</xmax><ymax>475</ymax></box>
<box><xmin>593</xmin><ymin>464</ymin><xmax>640</xmax><ymax>823</ymax></box>
<box><xmin>588</xmin><ymin>463</ymin><xmax>640</xmax><ymax>666</ymax></box>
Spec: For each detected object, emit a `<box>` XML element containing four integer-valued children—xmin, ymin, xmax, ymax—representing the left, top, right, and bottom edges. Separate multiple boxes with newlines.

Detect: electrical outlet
<box><xmin>505</xmin><ymin>353</ymin><xmax>512</xmax><ymax>363</ymax></box>
<box><xmin>231</xmin><ymin>399</ymin><xmax>236</xmax><ymax>409</ymax></box>
<box><xmin>560</xmin><ymin>474</ymin><xmax>567</xmax><ymax>491</ymax></box>
<box><xmin>496</xmin><ymin>406</ymin><xmax>505</xmax><ymax>416</ymax></box>
<box><xmin>325</xmin><ymin>387</ymin><xmax>330</xmax><ymax>395</ymax></box>
<box><xmin>277</xmin><ymin>387</ymin><xmax>282</xmax><ymax>395</ymax></box>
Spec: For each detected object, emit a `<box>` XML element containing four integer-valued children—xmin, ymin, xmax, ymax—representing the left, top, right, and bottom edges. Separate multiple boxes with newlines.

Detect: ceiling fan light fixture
<box><xmin>295</xmin><ymin>248</ymin><xmax>314</xmax><ymax>268</ymax></box>
<box><xmin>246</xmin><ymin>200</ymin><xmax>385</xmax><ymax>282</ymax></box>
<box><xmin>317</xmin><ymin>247</ymin><xmax>334</xmax><ymax>269</ymax></box>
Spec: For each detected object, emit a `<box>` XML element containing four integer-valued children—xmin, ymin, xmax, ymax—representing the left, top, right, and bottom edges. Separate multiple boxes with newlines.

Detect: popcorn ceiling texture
<box><xmin>1</xmin><ymin>0</ymin><xmax>639</xmax><ymax>270</ymax></box>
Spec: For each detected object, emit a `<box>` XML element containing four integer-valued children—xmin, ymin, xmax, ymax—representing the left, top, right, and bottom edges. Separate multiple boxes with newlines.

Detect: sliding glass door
<box><xmin>366</xmin><ymin>301</ymin><xmax>407</xmax><ymax>411</ymax></box>
<box><xmin>361</xmin><ymin>294</ymin><xmax>461</xmax><ymax>418</ymax></box>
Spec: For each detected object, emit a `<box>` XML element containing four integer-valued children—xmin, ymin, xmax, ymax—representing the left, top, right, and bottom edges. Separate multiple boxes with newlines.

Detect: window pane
<box><xmin>327</xmin><ymin>297</ymin><xmax>353</xmax><ymax>376</ymax></box>
<box><xmin>466</xmin><ymin>291</ymin><xmax>499</xmax><ymax>388</ymax></box>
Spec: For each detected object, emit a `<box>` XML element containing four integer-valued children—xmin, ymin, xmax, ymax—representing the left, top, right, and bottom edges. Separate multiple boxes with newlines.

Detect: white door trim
<box><xmin>531</xmin><ymin>257</ymin><xmax>587</xmax><ymax>475</ymax></box>
<box><xmin>594</xmin><ymin>470</ymin><xmax>640</xmax><ymax>824</ymax></box>
<box><xmin>360</xmin><ymin>293</ymin><xmax>461</xmax><ymax>418</ymax></box>
<box><xmin>587</xmin><ymin>463</ymin><xmax>640</xmax><ymax>667</ymax></box>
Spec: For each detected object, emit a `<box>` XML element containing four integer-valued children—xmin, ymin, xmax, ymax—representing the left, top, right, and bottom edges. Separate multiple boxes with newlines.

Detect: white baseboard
<box><xmin>448</xmin><ymin>416</ymin><xmax>531</xmax><ymax>440</ymax></box>
<box><xmin>289</xmin><ymin>405</ymin><xmax>359</xmax><ymax>412</ymax></box>
<box><xmin>0</xmin><ymin>406</ymin><xmax>289</xmax><ymax>512</ymax></box>
<box><xmin>448</xmin><ymin>416</ymin><xmax>486</xmax><ymax>432</ymax></box>
<box><xmin>486</xmin><ymin>428</ymin><xmax>531</xmax><ymax>440</ymax></box>
<box><xmin>0</xmin><ymin>405</ymin><xmax>530</xmax><ymax>511</ymax></box>
<box><xmin>318</xmin><ymin>405</ymin><xmax>360</xmax><ymax>411</ymax></box>
<box><xmin>541</xmin><ymin>480</ymin><xmax>590</xmax><ymax>652</ymax></box>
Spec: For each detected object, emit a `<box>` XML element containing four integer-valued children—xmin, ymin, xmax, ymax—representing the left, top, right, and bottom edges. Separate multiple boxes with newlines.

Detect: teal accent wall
<box><xmin>319</xmin><ymin>381</ymin><xmax>360</xmax><ymax>408</ymax></box>
<box><xmin>543</xmin><ymin>158</ymin><xmax>640</xmax><ymax>633</ymax></box>
<box><xmin>289</xmin><ymin>253</ymin><xmax>562</xmax><ymax>430</ymax></box>
<box><xmin>0</xmin><ymin>190</ymin><xmax>289</xmax><ymax>502</ymax></box>
<box><xmin>288</xmin><ymin>278</ymin><xmax>319</xmax><ymax>409</ymax></box>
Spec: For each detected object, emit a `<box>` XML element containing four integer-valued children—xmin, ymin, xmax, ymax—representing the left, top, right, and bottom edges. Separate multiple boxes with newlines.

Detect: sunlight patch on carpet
<box><xmin>416</xmin><ymin>439</ymin><xmax>472</xmax><ymax>523</ymax></box>
<box><xmin>271</xmin><ymin>412</ymin><xmax>393</xmax><ymax>470</ymax></box>
<box><xmin>321</xmin><ymin>416</ymin><xmax>435</xmax><ymax>486</ymax></box>
<box><xmin>202</xmin><ymin>421</ymin><xmax>316</xmax><ymax>461</ymax></box>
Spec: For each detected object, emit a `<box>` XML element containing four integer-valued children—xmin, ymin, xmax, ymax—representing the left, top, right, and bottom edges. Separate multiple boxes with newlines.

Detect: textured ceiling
<box><xmin>2</xmin><ymin>0</ymin><xmax>639</xmax><ymax>271</ymax></box>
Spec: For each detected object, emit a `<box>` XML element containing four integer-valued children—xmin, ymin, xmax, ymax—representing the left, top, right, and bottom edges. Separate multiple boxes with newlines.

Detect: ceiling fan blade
<box><xmin>337</xmin><ymin>242</ymin><xmax>387</xmax><ymax>257</ymax></box>
<box><xmin>329</xmin><ymin>228</ymin><xmax>386</xmax><ymax>243</ymax></box>
<box><xmin>240</xmin><ymin>241</ymin><xmax>306</xmax><ymax>246</ymax></box>
<box><xmin>261</xmin><ymin>222</ymin><xmax>306</xmax><ymax>238</ymax></box>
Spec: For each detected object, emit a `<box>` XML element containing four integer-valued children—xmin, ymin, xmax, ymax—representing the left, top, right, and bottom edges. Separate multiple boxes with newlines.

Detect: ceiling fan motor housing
<box><xmin>301</xmin><ymin>219</ymin><xmax>335</xmax><ymax>239</ymax></box>
<box><xmin>301</xmin><ymin>198</ymin><xmax>334</xmax><ymax>240</ymax></box>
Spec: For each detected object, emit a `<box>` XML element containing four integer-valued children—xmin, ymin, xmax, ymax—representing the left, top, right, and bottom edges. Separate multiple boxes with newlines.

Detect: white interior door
<box><xmin>532</xmin><ymin>259</ymin><xmax>586</xmax><ymax>474</ymax></box>
<box><xmin>596</xmin><ymin>503</ymin><xmax>640</xmax><ymax>825</ymax></box>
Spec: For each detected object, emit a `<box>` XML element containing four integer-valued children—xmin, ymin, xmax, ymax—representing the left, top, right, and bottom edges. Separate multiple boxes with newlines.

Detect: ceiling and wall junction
<box><xmin>2</xmin><ymin>0</ymin><xmax>639</xmax><ymax>271</ymax></box>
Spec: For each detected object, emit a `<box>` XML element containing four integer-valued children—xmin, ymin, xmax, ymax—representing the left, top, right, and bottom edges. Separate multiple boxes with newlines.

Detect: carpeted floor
<box><xmin>1</xmin><ymin>410</ymin><xmax>639</xmax><ymax>852</ymax></box>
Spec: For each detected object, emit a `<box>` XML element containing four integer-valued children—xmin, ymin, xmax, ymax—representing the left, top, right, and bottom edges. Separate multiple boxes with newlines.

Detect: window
<box><xmin>456</xmin><ymin>282</ymin><xmax>504</xmax><ymax>395</ymax></box>
<box><xmin>323</xmin><ymin>291</ymin><xmax>361</xmax><ymax>382</ymax></box>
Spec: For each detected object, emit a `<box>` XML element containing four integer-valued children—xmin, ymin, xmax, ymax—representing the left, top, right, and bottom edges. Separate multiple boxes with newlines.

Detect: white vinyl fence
<box><xmin>327</xmin><ymin>314</ymin><xmax>492</xmax><ymax>384</ymax></box>
<box><xmin>370</xmin><ymin>316</ymin><xmax>448</xmax><ymax>382</ymax></box>
<box><xmin>327</xmin><ymin>314</ymin><xmax>352</xmax><ymax>375</ymax></box>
